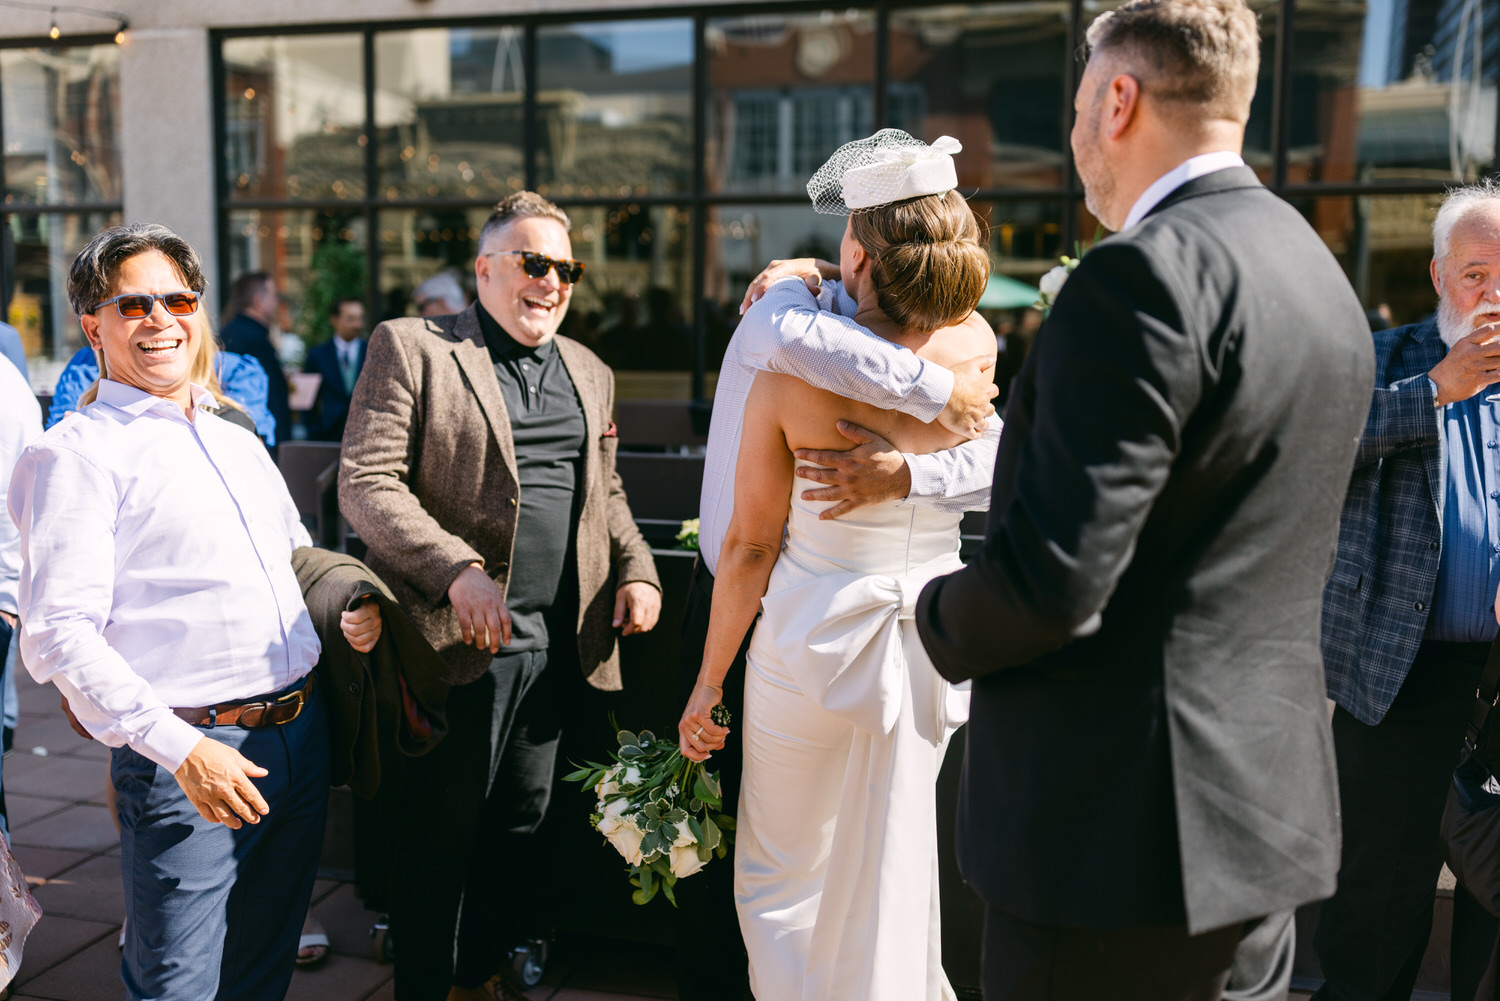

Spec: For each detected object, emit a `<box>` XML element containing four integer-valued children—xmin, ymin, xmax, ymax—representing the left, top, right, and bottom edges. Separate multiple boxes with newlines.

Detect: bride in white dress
<box><xmin>677</xmin><ymin>133</ymin><xmax>994</xmax><ymax>1001</ymax></box>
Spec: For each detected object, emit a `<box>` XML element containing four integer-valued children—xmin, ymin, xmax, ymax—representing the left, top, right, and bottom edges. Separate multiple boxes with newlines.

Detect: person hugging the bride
<box><xmin>677</xmin><ymin>131</ymin><xmax>991</xmax><ymax>1001</ymax></box>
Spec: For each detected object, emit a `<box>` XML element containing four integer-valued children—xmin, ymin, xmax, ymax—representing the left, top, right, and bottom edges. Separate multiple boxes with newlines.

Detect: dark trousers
<box><xmin>112</xmin><ymin>675</ymin><xmax>329</xmax><ymax>1001</ymax></box>
<box><xmin>392</xmin><ymin>649</ymin><xmax>564</xmax><ymax>1001</ymax></box>
<box><xmin>982</xmin><ymin>906</ymin><xmax>1245</xmax><ymax>1001</ymax></box>
<box><xmin>1313</xmin><ymin>640</ymin><xmax>1500</xmax><ymax>1001</ymax></box>
<box><xmin>672</xmin><ymin>557</ymin><xmax>753</xmax><ymax>1001</ymax></box>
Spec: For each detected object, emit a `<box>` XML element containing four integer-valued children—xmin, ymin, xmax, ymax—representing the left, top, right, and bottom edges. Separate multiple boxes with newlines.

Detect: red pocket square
<box><xmin>601</xmin><ymin>422</ymin><xmax>618</xmax><ymax>439</ymax></box>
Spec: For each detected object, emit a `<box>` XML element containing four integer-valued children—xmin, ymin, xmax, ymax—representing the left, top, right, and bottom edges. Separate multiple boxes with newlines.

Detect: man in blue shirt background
<box><xmin>1315</xmin><ymin>181</ymin><xmax>1500</xmax><ymax>1001</ymax></box>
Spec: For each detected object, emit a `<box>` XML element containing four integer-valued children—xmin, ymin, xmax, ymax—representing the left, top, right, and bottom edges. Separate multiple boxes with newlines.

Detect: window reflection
<box><xmin>2</xmin><ymin>47</ymin><xmax>121</xmax><ymax>206</ymax></box>
<box><xmin>223</xmin><ymin>35</ymin><xmax>367</xmax><ymax>201</ymax></box>
<box><xmin>707</xmin><ymin>11</ymin><xmax>877</xmax><ymax>195</ymax></box>
<box><xmin>374</xmin><ymin>29</ymin><xmax>526</xmax><ymax>201</ymax></box>
<box><xmin>1293</xmin><ymin>0</ymin><xmax>1496</xmax><ymax>182</ymax></box>
<box><xmin>535</xmin><ymin>20</ymin><xmax>694</xmax><ymax>197</ymax></box>
<box><xmin>378</xmin><ymin>207</ymin><xmax>484</xmax><ymax>317</ymax></box>
<box><xmin>8</xmin><ymin>211</ymin><xmax>120</xmax><ymax>370</ymax></box>
<box><xmin>888</xmin><ymin>5</ymin><xmax>1071</xmax><ymax>191</ymax></box>
<box><xmin>1290</xmin><ymin>194</ymin><xmax>1442</xmax><ymax>323</ymax></box>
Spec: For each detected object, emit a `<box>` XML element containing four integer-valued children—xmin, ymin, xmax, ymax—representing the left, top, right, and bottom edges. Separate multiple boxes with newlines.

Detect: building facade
<box><xmin>0</xmin><ymin>0</ymin><xmax>1492</xmax><ymax>396</ymax></box>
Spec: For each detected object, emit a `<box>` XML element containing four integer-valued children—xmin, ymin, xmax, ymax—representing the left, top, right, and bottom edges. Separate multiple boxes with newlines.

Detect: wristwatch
<box><xmin>1429</xmin><ymin>376</ymin><xmax>1443</xmax><ymax>408</ymax></box>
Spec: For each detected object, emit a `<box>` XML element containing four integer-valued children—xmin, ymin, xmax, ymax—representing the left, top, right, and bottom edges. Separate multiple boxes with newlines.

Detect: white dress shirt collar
<box><xmin>1120</xmin><ymin>150</ymin><xmax>1246</xmax><ymax>233</ymax></box>
<box><xmin>96</xmin><ymin>379</ymin><xmax>218</xmax><ymax>421</ymax></box>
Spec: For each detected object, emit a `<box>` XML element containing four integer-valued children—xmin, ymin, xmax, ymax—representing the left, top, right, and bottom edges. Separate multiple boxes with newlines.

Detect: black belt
<box><xmin>172</xmin><ymin>672</ymin><xmax>316</xmax><ymax>729</ymax></box>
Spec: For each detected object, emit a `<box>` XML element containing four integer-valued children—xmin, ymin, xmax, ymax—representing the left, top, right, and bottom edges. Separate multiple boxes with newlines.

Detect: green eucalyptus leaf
<box><xmin>686</xmin><ymin>816</ymin><xmax>705</xmax><ymax>843</ymax></box>
<box><xmin>714</xmin><ymin>813</ymin><xmax>737</xmax><ymax>831</ymax></box>
<box><xmin>662</xmin><ymin>876</ymin><xmax>678</xmax><ymax>907</ymax></box>
<box><xmin>562</xmin><ymin>766</ymin><xmax>593</xmax><ymax>783</ymax></box>
<box><xmin>702</xmin><ymin>816</ymin><xmax>722</xmax><ymax>851</ymax></box>
<box><xmin>617</xmin><ymin>730</ymin><xmax>639</xmax><ymax>747</ymax></box>
<box><xmin>696</xmin><ymin>842</ymin><xmax>712</xmax><ymax>862</ymax></box>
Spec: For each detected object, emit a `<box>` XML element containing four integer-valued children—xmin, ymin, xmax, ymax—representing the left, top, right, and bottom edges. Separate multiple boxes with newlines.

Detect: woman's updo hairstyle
<box><xmin>850</xmin><ymin>189</ymin><xmax>989</xmax><ymax>331</ymax></box>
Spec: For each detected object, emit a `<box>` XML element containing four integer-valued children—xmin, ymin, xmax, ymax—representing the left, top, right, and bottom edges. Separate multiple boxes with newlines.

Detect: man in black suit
<box><xmin>915</xmin><ymin>0</ymin><xmax>1375</xmax><ymax>997</ymax></box>
<box><xmin>304</xmin><ymin>297</ymin><xmax>366</xmax><ymax>442</ymax></box>
<box><xmin>220</xmin><ymin>271</ymin><xmax>290</xmax><ymax>454</ymax></box>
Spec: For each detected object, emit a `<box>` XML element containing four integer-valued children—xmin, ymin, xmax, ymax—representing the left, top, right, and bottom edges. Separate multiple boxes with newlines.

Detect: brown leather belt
<box><xmin>172</xmin><ymin>672</ymin><xmax>316</xmax><ymax>729</ymax></box>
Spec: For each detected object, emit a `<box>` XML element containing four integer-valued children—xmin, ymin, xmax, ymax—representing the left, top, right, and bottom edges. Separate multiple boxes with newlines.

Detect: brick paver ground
<box><xmin>4</xmin><ymin>667</ymin><xmax>678</xmax><ymax>1001</ymax></box>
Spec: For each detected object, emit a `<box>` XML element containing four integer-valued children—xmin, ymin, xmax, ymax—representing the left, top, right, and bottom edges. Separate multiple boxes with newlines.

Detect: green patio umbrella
<box><xmin>978</xmin><ymin>273</ymin><xmax>1039</xmax><ymax>310</ymax></box>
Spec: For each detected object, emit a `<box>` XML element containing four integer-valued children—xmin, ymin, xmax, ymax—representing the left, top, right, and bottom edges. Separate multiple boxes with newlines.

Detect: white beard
<box><xmin>1437</xmin><ymin>295</ymin><xmax>1499</xmax><ymax>348</ymax></box>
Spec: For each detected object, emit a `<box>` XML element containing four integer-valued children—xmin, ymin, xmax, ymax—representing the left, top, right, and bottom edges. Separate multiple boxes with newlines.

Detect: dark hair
<box><xmin>478</xmin><ymin>191</ymin><xmax>571</xmax><ymax>253</ymax></box>
<box><xmin>849</xmin><ymin>191</ymin><xmax>989</xmax><ymax>331</ymax></box>
<box><xmin>67</xmin><ymin>224</ymin><xmax>207</xmax><ymax>317</ymax></box>
<box><xmin>223</xmin><ymin>270</ymin><xmax>274</xmax><ymax>322</ymax></box>
<box><xmin>329</xmin><ymin>295</ymin><xmax>363</xmax><ymax>318</ymax></box>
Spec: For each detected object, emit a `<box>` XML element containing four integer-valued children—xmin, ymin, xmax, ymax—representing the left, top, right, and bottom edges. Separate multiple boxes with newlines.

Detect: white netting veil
<box><xmin>806</xmin><ymin>130</ymin><xmax>964</xmax><ymax>215</ymax></box>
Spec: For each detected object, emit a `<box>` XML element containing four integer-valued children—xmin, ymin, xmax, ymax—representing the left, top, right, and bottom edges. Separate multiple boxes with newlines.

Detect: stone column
<box><xmin>117</xmin><ymin>28</ymin><xmax>218</xmax><ymax>315</ymax></box>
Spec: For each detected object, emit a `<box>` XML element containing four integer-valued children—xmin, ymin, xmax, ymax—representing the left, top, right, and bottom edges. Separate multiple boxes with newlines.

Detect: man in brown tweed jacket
<box><xmin>339</xmin><ymin>191</ymin><xmax>661</xmax><ymax>1001</ymax></box>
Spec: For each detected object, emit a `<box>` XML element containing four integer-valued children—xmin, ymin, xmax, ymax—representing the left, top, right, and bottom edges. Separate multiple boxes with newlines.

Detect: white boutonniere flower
<box><xmin>1034</xmin><ymin>256</ymin><xmax>1081</xmax><ymax>316</ymax></box>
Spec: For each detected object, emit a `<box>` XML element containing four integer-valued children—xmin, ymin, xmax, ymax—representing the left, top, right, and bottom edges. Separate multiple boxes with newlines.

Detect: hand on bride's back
<box><xmin>679</xmin><ymin>682</ymin><xmax>730</xmax><ymax>762</ymax></box>
<box><xmin>937</xmin><ymin>353</ymin><xmax>999</xmax><ymax>439</ymax></box>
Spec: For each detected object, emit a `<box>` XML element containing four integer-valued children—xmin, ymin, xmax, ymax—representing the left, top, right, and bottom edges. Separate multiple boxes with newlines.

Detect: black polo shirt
<box><xmin>478</xmin><ymin>305</ymin><xmax>587</xmax><ymax>655</ymax></box>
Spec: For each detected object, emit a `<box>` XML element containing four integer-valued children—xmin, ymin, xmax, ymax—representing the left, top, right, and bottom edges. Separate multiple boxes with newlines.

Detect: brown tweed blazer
<box><xmin>337</xmin><ymin>304</ymin><xmax>660</xmax><ymax>688</ymax></box>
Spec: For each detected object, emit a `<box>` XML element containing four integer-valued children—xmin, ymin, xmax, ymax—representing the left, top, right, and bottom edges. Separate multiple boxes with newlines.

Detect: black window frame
<box><xmin>210</xmin><ymin>0</ymin><xmax>1500</xmax><ymax>402</ymax></box>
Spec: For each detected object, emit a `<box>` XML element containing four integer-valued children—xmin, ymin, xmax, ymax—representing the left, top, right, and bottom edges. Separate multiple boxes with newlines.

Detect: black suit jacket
<box><xmin>916</xmin><ymin>167</ymin><xmax>1375</xmax><ymax>933</ymax></box>
<box><xmin>304</xmin><ymin>337</ymin><xmax>366</xmax><ymax>442</ymax></box>
<box><xmin>221</xmin><ymin>313</ymin><xmax>290</xmax><ymax>450</ymax></box>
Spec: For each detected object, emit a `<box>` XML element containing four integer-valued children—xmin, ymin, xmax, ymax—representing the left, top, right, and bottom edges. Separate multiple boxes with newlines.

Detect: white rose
<box><xmin>603</xmin><ymin>815</ymin><xmax>646</xmax><ymax>866</ymax></box>
<box><xmin>622</xmin><ymin>765</ymin><xmax>642</xmax><ymax>786</ymax></box>
<box><xmin>601</xmin><ymin>794</ymin><xmax>630</xmax><ymax>820</ymax></box>
<box><xmin>672</xmin><ymin>825</ymin><xmax>697</xmax><ymax>848</ymax></box>
<box><xmin>669</xmin><ymin>842</ymin><xmax>708</xmax><ymax>879</ymax></box>
<box><xmin>1038</xmin><ymin>265</ymin><xmax>1070</xmax><ymax>299</ymax></box>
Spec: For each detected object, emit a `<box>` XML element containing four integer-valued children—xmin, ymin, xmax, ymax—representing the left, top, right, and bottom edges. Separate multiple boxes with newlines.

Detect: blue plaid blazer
<box><xmin>1322</xmin><ymin>318</ymin><xmax>1446</xmax><ymax>725</ymax></box>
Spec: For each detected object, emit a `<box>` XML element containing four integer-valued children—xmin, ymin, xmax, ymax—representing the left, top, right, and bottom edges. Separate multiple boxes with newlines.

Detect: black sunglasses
<box><xmin>91</xmin><ymin>291</ymin><xmax>200</xmax><ymax>319</ymax></box>
<box><xmin>498</xmin><ymin>250</ymin><xmax>585</xmax><ymax>285</ymax></box>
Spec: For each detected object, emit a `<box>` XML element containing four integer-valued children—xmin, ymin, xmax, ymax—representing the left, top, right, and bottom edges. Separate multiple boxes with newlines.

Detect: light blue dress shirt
<box><xmin>1429</xmin><ymin>388</ymin><xmax>1500</xmax><ymax>642</ymax></box>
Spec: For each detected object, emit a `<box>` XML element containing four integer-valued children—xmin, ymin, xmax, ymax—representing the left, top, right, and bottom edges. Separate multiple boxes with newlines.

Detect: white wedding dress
<box><xmin>734</xmin><ymin>470</ymin><xmax>971</xmax><ymax>1001</ymax></box>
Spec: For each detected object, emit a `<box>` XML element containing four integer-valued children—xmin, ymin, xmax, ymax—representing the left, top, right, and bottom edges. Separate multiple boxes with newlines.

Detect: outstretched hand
<box><xmin>678</xmin><ymin>682</ymin><xmax>729</xmax><ymax>762</ymax></box>
<box><xmin>794</xmin><ymin>421</ymin><xmax>911</xmax><ymax>520</ymax></box>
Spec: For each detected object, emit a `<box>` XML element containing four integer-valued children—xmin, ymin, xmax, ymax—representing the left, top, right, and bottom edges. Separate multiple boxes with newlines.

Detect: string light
<box><xmin>48</xmin><ymin>8</ymin><xmax>58</xmax><ymax>39</ymax></box>
<box><xmin>0</xmin><ymin>1</ymin><xmax>129</xmax><ymax>42</ymax></box>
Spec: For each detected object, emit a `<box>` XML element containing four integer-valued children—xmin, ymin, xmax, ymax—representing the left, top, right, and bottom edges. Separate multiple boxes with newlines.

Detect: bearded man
<box><xmin>1313</xmin><ymin>182</ymin><xmax>1500</xmax><ymax>1001</ymax></box>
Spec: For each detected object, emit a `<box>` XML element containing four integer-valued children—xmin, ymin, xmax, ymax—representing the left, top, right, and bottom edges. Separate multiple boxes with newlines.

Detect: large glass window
<box><xmin>1291</xmin><ymin>0</ymin><xmax>1496</xmax><ymax>184</ymax></box>
<box><xmin>888</xmin><ymin>4</ymin><xmax>1072</xmax><ymax>192</ymax></box>
<box><xmin>8</xmin><ymin>210</ymin><xmax>120</xmax><ymax>367</ymax></box>
<box><xmin>2</xmin><ymin>46</ymin><xmax>121</xmax><ymax>206</ymax></box>
<box><xmin>374</xmin><ymin>28</ymin><xmax>526</xmax><ymax>202</ymax></box>
<box><xmin>223</xmin><ymin>35</ymin><xmax>367</xmax><ymax>201</ymax></box>
<box><xmin>1291</xmin><ymin>193</ymin><xmax>1444</xmax><ymax>322</ymax></box>
<box><xmin>210</xmin><ymin>1</ymin><xmax>1491</xmax><ymax>404</ymax></box>
<box><xmin>535</xmin><ymin>20</ymin><xmax>694</xmax><ymax>197</ymax></box>
<box><xmin>707</xmin><ymin>11</ymin><xmax>878</xmax><ymax>195</ymax></box>
<box><xmin>225</xmin><ymin>208</ymin><xmax>367</xmax><ymax>344</ymax></box>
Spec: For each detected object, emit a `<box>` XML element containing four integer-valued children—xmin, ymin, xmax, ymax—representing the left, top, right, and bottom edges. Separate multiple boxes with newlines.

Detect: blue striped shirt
<box><xmin>1429</xmin><ymin>387</ymin><xmax>1500</xmax><ymax>642</ymax></box>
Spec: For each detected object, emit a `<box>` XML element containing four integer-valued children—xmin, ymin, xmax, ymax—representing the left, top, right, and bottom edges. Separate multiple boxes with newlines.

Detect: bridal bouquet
<box><xmin>565</xmin><ymin>711</ymin><xmax>735</xmax><ymax>906</ymax></box>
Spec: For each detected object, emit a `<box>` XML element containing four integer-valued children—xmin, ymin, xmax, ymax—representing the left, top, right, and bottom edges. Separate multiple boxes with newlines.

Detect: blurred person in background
<box><xmin>303</xmin><ymin>296</ymin><xmax>366</xmax><ymax>443</ymax></box>
<box><xmin>221</xmin><ymin>271</ymin><xmax>290</xmax><ymax>454</ymax></box>
<box><xmin>412</xmin><ymin>271</ymin><xmax>468</xmax><ymax>317</ymax></box>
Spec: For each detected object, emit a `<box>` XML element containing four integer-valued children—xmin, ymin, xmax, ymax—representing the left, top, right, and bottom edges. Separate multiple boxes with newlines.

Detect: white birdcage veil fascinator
<box><xmin>806</xmin><ymin>129</ymin><xmax>963</xmax><ymax>215</ymax></box>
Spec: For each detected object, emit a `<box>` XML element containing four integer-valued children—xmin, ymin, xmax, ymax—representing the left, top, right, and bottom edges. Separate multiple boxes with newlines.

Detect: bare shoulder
<box><xmin>915</xmin><ymin>311</ymin><xmax>997</xmax><ymax>371</ymax></box>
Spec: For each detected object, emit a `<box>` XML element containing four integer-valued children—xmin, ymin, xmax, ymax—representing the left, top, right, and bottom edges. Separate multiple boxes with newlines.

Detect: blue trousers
<box><xmin>111</xmin><ymin>677</ymin><xmax>330</xmax><ymax>1001</ymax></box>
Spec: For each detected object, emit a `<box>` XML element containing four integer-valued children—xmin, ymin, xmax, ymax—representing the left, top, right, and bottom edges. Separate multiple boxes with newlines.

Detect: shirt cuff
<box><xmin>896</xmin><ymin>452</ymin><xmax>943</xmax><ymax>508</ymax></box>
<box><xmin>135</xmin><ymin>711</ymin><xmax>206</xmax><ymax>773</ymax></box>
<box><xmin>904</xmin><ymin>366</ymin><xmax>953</xmax><ymax>425</ymax></box>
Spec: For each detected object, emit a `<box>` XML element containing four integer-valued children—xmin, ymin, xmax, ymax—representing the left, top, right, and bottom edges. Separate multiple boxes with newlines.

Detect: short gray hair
<box><xmin>413</xmin><ymin>271</ymin><xmax>467</xmax><ymax>312</ymax></box>
<box><xmin>68</xmin><ymin>223</ymin><xmax>207</xmax><ymax>317</ymax></box>
<box><xmin>1434</xmin><ymin>179</ymin><xmax>1500</xmax><ymax>262</ymax></box>
<box><xmin>477</xmin><ymin>191</ymin><xmax>571</xmax><ymax>254</ymax></box>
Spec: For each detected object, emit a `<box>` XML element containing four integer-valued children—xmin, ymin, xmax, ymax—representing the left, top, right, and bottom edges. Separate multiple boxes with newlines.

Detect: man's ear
<box><xmin>1105</xmin><ymin>73</ymin><xmax>1142</xmax><ymax>141</ymax></box>
<box><xmin>1431</xmin><ymin>257</ymin><xmax>1444</xmax><ymax>298</ymax></box>
<box><xmin>474</xmin><ymin>252</ymin><xmax>491</xmax><ymax>286</ymax></box>
<box><xmin>80</xmin><ymin>313</ymin><xmax>101</xmax><ymax>351</ymax></box>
